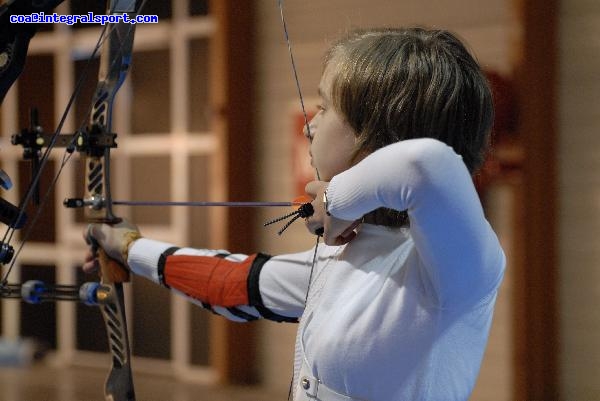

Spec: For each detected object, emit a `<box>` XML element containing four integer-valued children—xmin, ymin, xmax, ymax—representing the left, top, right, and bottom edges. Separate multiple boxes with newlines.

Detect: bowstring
<box><xmin>278</xmin><ymin>0</ymin><xmax>320</xmax><ymax>181</ymax></box>
<box><xmin>276</xmin><ymin>0</ymin><xmax>321</xmax><ymax>287</ymax></box>
<box><xmin>278</xmin><ymin>2</ymin><xmax>324</xmax><ymax>400</ymax></box>
<box><xmin>1</xmin><ymin>0</ymin><xmax>148</xmax><ymax>284</ymax></box>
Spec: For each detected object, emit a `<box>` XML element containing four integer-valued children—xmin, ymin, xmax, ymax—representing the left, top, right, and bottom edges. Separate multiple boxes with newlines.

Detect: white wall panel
<box><xmin>559</xmin><ymin>3</ymin><xmax>600</xmax><ymax>398</ymax></box>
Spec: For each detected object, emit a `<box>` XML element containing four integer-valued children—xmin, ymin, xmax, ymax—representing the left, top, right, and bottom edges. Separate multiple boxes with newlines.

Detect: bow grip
<box><xmin>97</xmin><ymin>247</ymin><xmax>130</xmax><ymax>284</ymax></box>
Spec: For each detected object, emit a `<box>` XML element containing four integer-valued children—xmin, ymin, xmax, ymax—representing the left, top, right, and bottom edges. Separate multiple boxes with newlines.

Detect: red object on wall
<box><xmin>475</xmin><ymin>70</ymin><xmax>521</xmax><ymax>192</ymax></box>
<box><xmin>486</xmin><ymin>70</ymin><xmax>518</xmax><ymax>136</ymax></box>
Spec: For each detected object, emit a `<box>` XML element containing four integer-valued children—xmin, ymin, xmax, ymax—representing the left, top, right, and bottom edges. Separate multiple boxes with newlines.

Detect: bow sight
<box><xmin>11</xmin><ymin>107</ymin><xmax>118</xmax><ymax>212</ymax></box>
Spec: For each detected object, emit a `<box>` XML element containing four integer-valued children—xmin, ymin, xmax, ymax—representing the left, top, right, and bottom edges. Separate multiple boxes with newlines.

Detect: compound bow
<box><xmin>0</xmin><ymin>2</ymin><xmax>317</xmax><ymax>400</ymax></box>
<box><xmin>1</xmin><ymin>1</ymin><xmax>141</xmax><ymax>400</ymax></box>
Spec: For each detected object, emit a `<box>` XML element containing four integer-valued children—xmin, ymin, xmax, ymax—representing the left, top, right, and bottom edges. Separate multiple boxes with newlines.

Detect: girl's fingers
<box><xmin>324</xmin><ymin>219</ymin><xmax>361</xmax><ymax>246</ymax></box>
<box><xmin>340</xmin><ymin>220</ymin><xmax>361</xmax><ymax>237</ymax></box>
<box><xmin>82</xmin><ymin>258</ymin><xmax>99</xmax><ymax>274</ymax></box>
<box><xmin>304</xmin><ymin>181</ymin><xmax>325</xmax><ymax>197</ymax></box>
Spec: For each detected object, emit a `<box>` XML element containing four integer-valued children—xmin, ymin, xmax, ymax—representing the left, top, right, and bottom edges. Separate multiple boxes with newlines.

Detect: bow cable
<box><xmin>1</xmin><ymin>0</ymin><xmax>149</xmax><ymax>284</ymax></box>
<box><xmin>1</xmin><ymin>25</ymin><xmax>110</xmax><ymax>283</ymax></box>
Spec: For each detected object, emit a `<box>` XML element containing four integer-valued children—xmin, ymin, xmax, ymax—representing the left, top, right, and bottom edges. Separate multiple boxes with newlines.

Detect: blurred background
<box><xmin>0</xmin><ymin>0</ymin><xmax>595</xmax><ymax>400</ymax></box>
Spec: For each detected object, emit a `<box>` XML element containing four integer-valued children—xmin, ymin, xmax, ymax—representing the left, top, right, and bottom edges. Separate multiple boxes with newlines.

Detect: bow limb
<box><xmin>84</xmin><ymin>1</ymin><xmax>138</xmax><ymax>400</ymax></box>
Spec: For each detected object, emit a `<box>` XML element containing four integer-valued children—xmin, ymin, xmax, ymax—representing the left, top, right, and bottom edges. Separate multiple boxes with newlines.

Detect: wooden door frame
<box><xmin>513</xmin><ymin>0</ymin><xmax>559</xmax><ymax>398</ymax></box>
<box><xmin>210</xmin><ymin>0</ymin><xmax>258</xmax><ymax>384</ymax></box>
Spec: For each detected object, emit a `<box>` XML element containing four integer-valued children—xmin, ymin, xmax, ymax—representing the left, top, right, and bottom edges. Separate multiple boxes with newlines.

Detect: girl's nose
<box><xmin>303</xmin><ymin>122</ymin><xmax>315</xmax><ymax>140</ymax></box>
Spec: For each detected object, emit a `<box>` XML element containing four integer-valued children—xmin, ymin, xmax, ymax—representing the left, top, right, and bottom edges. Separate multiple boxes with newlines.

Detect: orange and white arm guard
<box><xmin>128</xmin><ymin>239</ymin><xmax>299</xmax><ymax>323</ymax></box>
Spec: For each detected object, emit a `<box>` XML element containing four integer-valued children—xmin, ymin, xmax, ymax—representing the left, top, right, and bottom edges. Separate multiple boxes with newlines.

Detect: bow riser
<box><xmin>84</xmin><ymin>1</ymin><xmax>138</xmax><ymax>400</ymax></box>
<box><xmin>86</xmin><ymin>0</ymin><xmax>137</xmax><ymax>224</ymax></box>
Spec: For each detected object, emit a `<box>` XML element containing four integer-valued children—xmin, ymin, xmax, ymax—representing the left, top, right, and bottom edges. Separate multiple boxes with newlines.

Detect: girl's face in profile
<box><xmin>304</xmin><ymin>63</ymin><xmax>357</xmax><ymax>182</ymax></box>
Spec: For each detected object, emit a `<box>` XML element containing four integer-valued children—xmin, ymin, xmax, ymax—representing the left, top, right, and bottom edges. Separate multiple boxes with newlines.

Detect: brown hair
<box><xmin>325</xmin><ymin>28</ymin><xmax>494</xmax><ymax>173</ymax></box>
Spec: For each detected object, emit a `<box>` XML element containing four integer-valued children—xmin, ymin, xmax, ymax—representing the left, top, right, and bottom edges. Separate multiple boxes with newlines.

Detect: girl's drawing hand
<box><xmin>305</xmin><ymin>181</ymin><xmax>361</xmax><ymax>246</ymax></box>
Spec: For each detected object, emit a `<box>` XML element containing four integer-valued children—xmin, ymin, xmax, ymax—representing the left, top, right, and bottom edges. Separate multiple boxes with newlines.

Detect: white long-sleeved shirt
<box><xmin>128</xmin><ymin>138</ymin><xmax>505</xmax><ymax>401</ymax></box>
